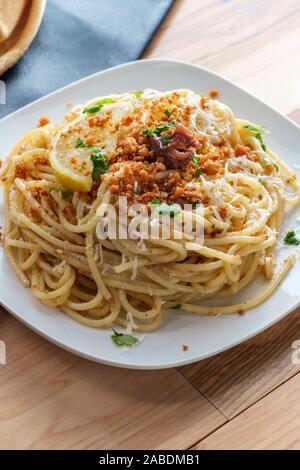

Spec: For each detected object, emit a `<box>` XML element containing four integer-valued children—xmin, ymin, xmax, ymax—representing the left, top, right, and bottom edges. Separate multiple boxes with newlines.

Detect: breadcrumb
<box><xmin>209</xmin><ymin>88</ymin><xmax>219</xmax><ymax>99</ymax></box>
<box><xmin>38</xmin><ymin>116</ymin><xmax>51</xmax><ymax>127</ymax></box>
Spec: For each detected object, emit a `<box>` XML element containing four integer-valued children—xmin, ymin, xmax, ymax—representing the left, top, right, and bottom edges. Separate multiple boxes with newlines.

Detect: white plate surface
<box><xmin>1</xmin><ymin>59</ymin><xmax>300</xmax><ymax>369</ymax></box>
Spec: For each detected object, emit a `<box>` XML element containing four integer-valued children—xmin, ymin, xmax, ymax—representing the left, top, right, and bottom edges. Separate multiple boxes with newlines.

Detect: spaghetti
<box><xmin>1</xmin><ymin>89</ymin><xmax>299</xmax><ymax>332</ymax></box>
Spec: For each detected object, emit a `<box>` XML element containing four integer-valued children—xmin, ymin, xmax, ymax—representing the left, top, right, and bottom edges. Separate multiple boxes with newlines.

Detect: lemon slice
<box><xmin>50</xmin><ymin>141</ymin><xmax>93</xmax><ymax>192</ymax></box>
<box><xmin>49</xmin><ymin>97</ymin><xmax>136</xmax><ymax>192</ymax></box>
<box><xmin>49</xmin><ymin>155</ymin><xmax>92</xmax><ymax>192</ymax></box>
<box><xmin>49</xmin><ymin>112</ymin><xmax>97</xmax><ymax>192</ymax></box>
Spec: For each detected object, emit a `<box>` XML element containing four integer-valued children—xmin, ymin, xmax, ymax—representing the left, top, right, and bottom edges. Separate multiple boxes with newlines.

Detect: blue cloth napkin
<box><xmin>0</xmin><ymin>0</ymin><xmax>173</xmax><ymax>118</ymax></box>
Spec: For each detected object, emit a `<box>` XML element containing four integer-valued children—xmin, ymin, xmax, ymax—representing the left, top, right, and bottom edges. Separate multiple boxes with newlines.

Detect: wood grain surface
<box><xmin>146</xmin><ymin>0</ymin><xmax>300</xmax><ymax>115</ymax></box>
<box><xmin>178</xmin><ymin>305</ymin><xmax>300</xmax><ymax>419</ymax></box>
<box><xmin>0</xmin><ymin>310</ymin><xmax>226</xmax><ymax>450</ymax></box>
<box><xmin>194</xmin><ymin>372</ymin><xmax>300</xmax><ymax>450</ymax></box>
<box><xmin>1</xmin><ymin>0</ymin><xmax>300</xmax><ymax>450</ymax></box>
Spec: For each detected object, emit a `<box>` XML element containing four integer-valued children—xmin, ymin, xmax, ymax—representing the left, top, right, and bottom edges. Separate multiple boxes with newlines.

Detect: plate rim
<box><xmin>1</xmin><ymin>58</ymin><xmax>300</xmax><ymax>132</ymax></box>
<box><xmin>0</xmin><ymin>291</ymin><xmax>299</xmax><ymax>370</ymax></box>
<box><xmin>1</xmin><ymin>58</ymin><xmax>300</xmax><ymax>369</ymax></box>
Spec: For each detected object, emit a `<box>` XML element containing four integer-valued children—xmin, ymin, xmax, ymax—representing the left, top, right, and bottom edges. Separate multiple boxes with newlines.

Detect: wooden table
<box><xmin>1</xmin><ymin>0</ymin><xmax>300</xmax><ymax>450</ymax></box>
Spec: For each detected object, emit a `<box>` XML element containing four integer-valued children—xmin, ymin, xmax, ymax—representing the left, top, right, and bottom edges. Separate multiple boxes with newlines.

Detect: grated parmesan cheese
<box><xmin>126</xmin><ymin>312</ymin><xmax>137</xmax><ymax>335</ymax></box>
<box><xmin>131</xmin><ymin>256</ymin><xmax>139</xmax><ymax>280</ymax></box>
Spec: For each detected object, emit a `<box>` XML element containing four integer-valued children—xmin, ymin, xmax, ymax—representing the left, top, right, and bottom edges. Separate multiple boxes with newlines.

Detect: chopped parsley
<box><xmin>83</xmin><ymin>97</ymin><xmax>113</xmax><ymax>114</ymax></box>
<box><xmin>290</xmin><ymin>175</ymin><xmax>298</xmax><ymax>184</ymax></box>
<box><xmin>90</xmin><ymin>150</ymin><xmax>108</xmax><ymax>181</ymax></box>
<box><xmin>49</xmin><ymin>186</ymin><xmax>73</xmax><ymax>200</ymax></box>
<box><xmin>44</xmin><ymin>254</ymin><xmax>59</xmax><ymax>266</ymax></box>
<box><xmin>243</xmin><ymin>125</ymin><xmax>267</xmax><ymax>151</ymax></box>
<box><xmin>171</xmin><ymin>304</ymin><xmax>182</xmax><ymax>309</ymax></box>
<box><xmin>75</xmin><ymin>137</ymin><xmax>103</xmax><ymax>153</ymax></box>
<box><xmin>192</xmin><ymin>154</ymin><xmax>202</xmax><ymax>176</ymax></box>
<box><xmin>284</xmin><ymin>230</ymin><xmax>300</xmax><ymax>246</ymax></box>
<box><xmin>192</xmin><ymin>202</ymin><xmax>200</xmax><ymax>209</ymax></box>
<box><xmin>47</xmin><ymin>254</ymin><xmax>58</xmax><ymax>260</ymax></box>
<box><xmin>273</xmin><ymin>162</ymin><xmax>279</xmax><ymax>172</ymax></box>
<box><xmin>184</xmin><ymin>138</ymin><xmax>190</xmax><ymax>148</ymax></box>
<box><xmin>151</xmin><ymin>199</ymin><xmax>181</xmax><ymax>218</ymax></box>
<box><xmin>151</xmin><ymin>198</ymin><xmax>160</xmax><ymax>205</ymax></box>
<box><xmin>75</xmin><ymin>138</ymin><xmax>108</xmax><ymax>180</ymax></box>
<box><xmin>75</xmin><ymin>137</ymin><xmax>100</xmax><ymax>150</ymax></box>
<box><xmin>164</xmin><ymin>108</ymin><xmax>172</xmax><ymax>118</ymax></box>
<box><xmin>142</xmin><ymin>120</ymin><xmax>177</xmax><ymax>137</ymax></box>
<box><xmin>75</xmin><ymin>138</ymin><xmax>108</xmax><ymax>181</ymax></box>
<box><xmin>162</xmin><ymin>135</ymin><xmax>172</xmax><ymax>146</ymax></box>
<box><xmin>111</xmin><ymin>329</ymin><xmax>138</xmax><ymax>347</ymax></box>
<box><xmin>131</xmin><ymin>90</ymin><xmax>144</xmax><ymax>98</ymax></box>
<box><xmin>75</xmin><ymin>137</ymin><xmax>88</xmax><ymax>148</ymax></box>
<box><xmin>61</xmin><ymin>190</ymin><xmax>73</xmax><ymax>200</ymax></box>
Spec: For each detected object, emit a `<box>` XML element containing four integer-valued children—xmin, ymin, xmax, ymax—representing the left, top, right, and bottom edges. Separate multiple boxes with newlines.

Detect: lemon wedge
<box><xmin>49</xmin><ymin>97</ymin><xmax>135</xmax><ymax>192</ymax></box>
<box><xmin>50</xmin><ymin>146</ymin><xmax>93</xmax><ymax>192</ymax></box>
<box><xmin>49</xmin><ymin>116</ymin><xmax>95</xmax><ymax>192</ymax></box>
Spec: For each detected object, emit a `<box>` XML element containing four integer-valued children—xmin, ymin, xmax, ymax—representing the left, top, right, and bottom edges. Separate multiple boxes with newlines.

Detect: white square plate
<box><xmin>1</xmin><ymin>59</ymin><xmax>300</xmax><ymax>369</ymax></box>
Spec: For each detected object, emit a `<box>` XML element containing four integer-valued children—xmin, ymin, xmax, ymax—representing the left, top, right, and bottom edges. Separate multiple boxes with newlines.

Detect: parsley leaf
<box><xmin>290</xmin><ymin>175</ymin><xmax>298</xmax><ymax>184</ymax></box>
<box><xmin>284</xmin><ymin>230</ymin><xmax>300</xmax><ymax>246</ymax></box>
<box><xmin>151</xmin><ymin>199</ymin><xmax>181</xmax><ymax>218</ymax></box>
<box><xmin>273</xmin><ymin>162</ymin><xmax>279</xmax><ymax>172</ymax></box>
<box><xmin>61</xmin><ymin>190</ymin><xmax>73</xmax><ymax>200</ymax></box>
<box><xmin>75</xmin><ymin>137</ymin><xmax>102</xmax><ymax>152</ymax></box>
<box><xmin>131</xmin><ymin>91</ymin><xmax>144</xmax><ymax>98</ymax></box>
<box><xmin>47</xmin><ymin>254</ymin><xmax>58</xmax><ymax>260</ymax></box>
<box><xmin>83</xmin><ymin>98</ymin><xmax>113</xmax><ymax>114</ymax></box>
<box><xmin>142</xmin><ymin>120</ymin><xmax>177</xmax><ymax>137</ymax></box>
<box><xmin>171</xmin><ymin>304</ymin><xmax>182</xmax><ymax>309</ymax></box>
<box><xmin>111</xmin><ymin>329</ymin><xmax>138</xmax><ymax>347</ymax></box>
<box><xmin>184</xmin><ymin>138</ymin><xmax>190</xmax><ymax>148</ymax></box>
<box><xmin>162</xmin><ymin>135</ymin><xmax>172</xmax><ymax>146</ymax></box>
<box><xmin>76</xmin><ymin>138</ymin><xmax>108</xmax><ymax>180</ymax></box>
<box><xmin>164</xmin><ymin>109</ymin><xmax>172</xmax><ymax>118</ymax></box>
<box><xmin>243</xmin><ymin>125</ymin><xmax>267</xmax><ymax>151</ymax></box>
<box><xmin>151</xmin><ymin>198</ymin><xmax>161</xmax><ymax>205</ymax></box>
<box><xmin>90</xmin><ymin>150</ymin><xmax>108</xmax><ymax>181</ymax></box>
<box><xmin>75</xmin><ymin>137</ymin><xmax>87</xmax><ymax>148</ymax></box>
<box><xmin>49</xmin><ymin>186</ymin><xmax>73</xmax><ymax>199</ymax></box>
<box><xmin>192</xmin><ymin>154</ymin><xmax>202</xmax><ymax>176</ymax></box>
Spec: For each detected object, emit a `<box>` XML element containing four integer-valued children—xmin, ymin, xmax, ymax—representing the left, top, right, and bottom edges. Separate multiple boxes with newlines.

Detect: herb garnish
<box><xmin>151</xmin><ymin>199</ymin><xmax>181</xmax><ymax>218</ymax></box>
<box><xmin>131</xmin><ymin>91</ymin><xmax>144</xmax><ymax>98</ymax></box>
<box><xmin>75</xmin><ymin>138</ymin><xmax>108</xmax><ymax>181</ymax></box>
<box><xmin>47</xmin><ymin>254</ymin><xmax>58</xmax><ymax>260</ymax></box>
<box><xmin>75</xmin><ymin>137</ymin><xmax>100</xmax><ymax>152</ymax></box>
<box><xmin>49</xmin><ymin>186</ymin><xmax>72</xmax><ymax>199</ymax></box>
<box><xmin>171</xmin><ymin>304</ymin><xmax>182</xmax><ymax>309</ymax></box>
<box><xmin>75</xmin><ymin>137</ymin><xmax>88</xmax><ymax>148</ymax></box>
<box><xmin>151</xmin><ymin>198</ymin><xmax>160</xmax><ymax>205</ymax></box>
<box><xmin>243</xmin><ymin>125</ymin><xmax>267</xmax><ymax>151</ymax></box>
<box><xmin>164</xmin><ymin>109</ymin><xmax>172</xmax><ymax>118</ymax></box>
<box><xmin>142</xmin><ymin>120</ymin><xmax>177</xmax><ymax>137</ymax></box>
<box><xmin>90</xmin><ymin>150</ymin><xmax>108</xmax><ymax>181</ymax></box>
<box><xmin>61</xmin><ymin>190</ymin><xmax>73</xmax><ymax>200</ymax></box>
<box><xmin>83</xmin><ymin>98</ymin><xmax>113</xmax><ymax>114</ymax></box>
<box><xmin>162</xmin><ymin>135</ymin><xmax>172</xmax><ymax>146</ymax></box>
<box><xmin>284</xmin><ymin>230</ymin><xmax>300</xmax><ymax>246</ymax></box>
<box><xmin>111</xmin><ymin>329</ymin><xmax>138</xmax><ymax>347</ymax></box>
<box><xmin>192</xmin><ymin>155</ymin><xmax>202</xmax><ymax>176</ymax></box>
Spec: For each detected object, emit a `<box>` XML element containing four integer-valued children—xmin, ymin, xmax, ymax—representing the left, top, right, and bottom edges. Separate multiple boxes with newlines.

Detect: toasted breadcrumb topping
<box><xmin>16</xmin><ymin>89</ymin><xmax>269</xmax><ymax>232</ymax></box>
<box><xmin>38</xmin><ymin>116</ymin><xmax>51</xmax><ymax>127</ymax></box>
